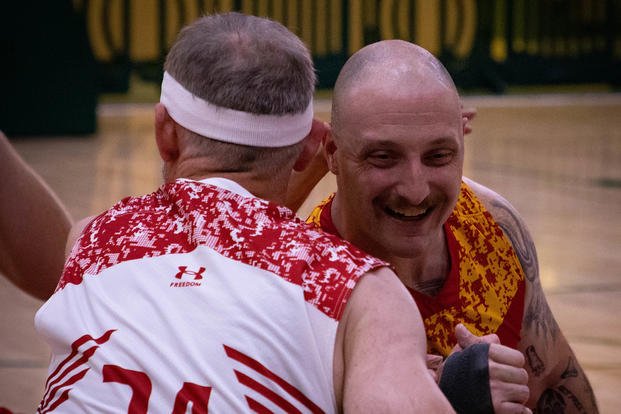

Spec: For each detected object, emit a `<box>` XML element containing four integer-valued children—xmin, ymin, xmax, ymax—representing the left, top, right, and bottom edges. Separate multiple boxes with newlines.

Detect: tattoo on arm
<box><xmin>523</xmin><ymin>287</ymin><xmax>559</xmax><ymax>341</ymax></box>
<box><xmin>489</xmin><ymin>199</ymin><xmax>537</xmax><ymax>282</ymax></box>
<box><xmin>489</xmin><ymin>199</ymin><xmax>559</xmax><ymax>339</ymax></box>
<box><xmin>535</xmin><ymin>386</ymin><xmax>588</xmax><ymax>414</ymax></box>
<box><xmin>561</xmin><ymin>357</ymin><xmax>579</xmax><ymax>379</ymax></box>
<box><xmin>535</xmin><ymin>386</ymin><xmax>589</xmax><ymax>414</ymax></box>
<box><xmin>533</xmin><ymin>355</ymin><xmax>598</xmax><ymax>413</ymax></box>
<box><xmin>486</xmin><ymin>196</ymin><xmax>599</xmax><ymax>413</ymax></box>
<box><xmin>536</xmin><ymin>388</ymin><xmax>567</xmax><ymax>413</ymax></box>
<box><xmin>526</xmin><ymin>345</ymin><xmax>545</xmax><ymax>376</ymax></box>
<box><xmin>558</xmin><ymin>386</ymin><xmax>587</xmax><ymax>413</ymax></box>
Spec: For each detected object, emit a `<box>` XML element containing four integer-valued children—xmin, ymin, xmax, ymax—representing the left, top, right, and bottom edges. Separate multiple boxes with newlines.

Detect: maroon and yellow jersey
<box><xmin>306</xmin><ymin>182</ymin><xmax>526</xmax><ymax>356</ymax></box>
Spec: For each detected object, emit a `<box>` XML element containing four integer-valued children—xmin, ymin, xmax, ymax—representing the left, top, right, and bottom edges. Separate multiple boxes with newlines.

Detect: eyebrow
<box><xmin>357</xmin><ymin>135</ymin><xmax>458</xmax><ymax>150</ymax></box>
<box><xmin>427</xmin><ymin>136</ymin><xmax>460</xmax><ymax>146</ymax></box>
<box><xmin>357</xmin><ymin>140</ymin><xmax>400</xmax><ymax>153</ymax></box>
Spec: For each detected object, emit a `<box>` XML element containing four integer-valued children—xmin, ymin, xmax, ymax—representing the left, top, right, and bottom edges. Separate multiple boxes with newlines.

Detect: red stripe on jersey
<box><xmin>234</xmin><ymin>370</ymin><xmax>302</xmax><ymax>414</ymax></box>
<box><xmin>39</xmin><ymin>330</ymin><xmax>116</xmax><ymax>412</ymax></box>
<box><xmin>225</xmin><ymin>345</ymin><xmax>324</xmax><ymax>414</ymax></box>
<box><xmin>245</xmin><ymin>396</ymin><xmax>274</xmax><ymax>414</ymax></box>
<box><xmin>38</xmin><ymin>369</ymin><xmax>89</xmax><ymax>414</ymax></box>
<box><xmin>44</xmin><ymin>329</ymin><xmax>115</xmax><ymax>389</ymax></box>
<box><xmin>39</xmin><ymin>389</ymin><xmax>70</xmax><ymax>414</ymax></box>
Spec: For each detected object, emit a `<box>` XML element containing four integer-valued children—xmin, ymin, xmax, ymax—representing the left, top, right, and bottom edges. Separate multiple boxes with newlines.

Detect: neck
<box><xmin>168</xmin><ymin>159</ymin><xmax>290</xmax><ymax>205</ymax></box>
<box><xmin>389</xmin><ymin>242</ymin><xmax>450</xmax><ymax>296</ymax></box>
<box><xmin>331</xmin><ymin>193</ymin><xmax>450</xmax><ymax>296</ymax></box>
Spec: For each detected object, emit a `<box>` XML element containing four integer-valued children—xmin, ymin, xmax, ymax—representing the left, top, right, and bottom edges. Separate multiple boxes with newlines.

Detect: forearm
<box><xmin>0</xmin><ymin>132</ymin><xmax>72</xmax><ymax>300</ymax></box>
<box><xmin>531</xmin><ymin>353</ymin><xmax>598</xmax><ymax>413</ymax></box>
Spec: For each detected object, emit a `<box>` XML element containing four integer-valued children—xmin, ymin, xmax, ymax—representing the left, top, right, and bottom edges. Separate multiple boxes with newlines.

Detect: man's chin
<box><xmin>364</xmin><ymin>234</ymin><xmax>429</xmax><ymax>260</ymax></box>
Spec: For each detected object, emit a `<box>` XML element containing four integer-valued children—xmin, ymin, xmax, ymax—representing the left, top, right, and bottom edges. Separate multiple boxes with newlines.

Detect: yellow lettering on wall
<box><xmin>491</xmin><ymin>0</ymin><xmax>507</xmax><ymax>62</ymax></box>
<box><xmin>315</xmin><ymin>0</ymin><xmax>329</xmax><ymax>56</ymax></box>
<box><xmin>201</xmin><ymin>0</ymin><xmax>215</xmax><ymax>14</ymax></box>
<box><xmin>456</xmin><ymin>0</ymin><xmax>477</xmax><ymax>59</ymax></box>
<box><xmin>241</xmin><ymin>0</ymin><xmax>253</xmax><ymax>15</ymax></box>
<box><xmin>512</xmin><ymin>0</ymin><xmax>525</xmax><ymax>53</ymax></box>
<box><xmin>415</xmin><ymin>0</ymin><xmax>440</xmax><ymax>55</ymax></box>
<box><xmin>330</xmin><ymin>0</ymin><xmax>343</xmax><ymax>53</ymax></box>
<box><xmin>397</xmin><ymin>0</ymin><xmax>411</xmax><ymax>40</ymax></box>
<box><xmin>363</xmin><ymin>0</ymin><xmax>376</xmax><ymax>27</ymax></box>
<box><xmin>287</xmin><ymin>1</ymin><xmax>298</xmax><ymax>36</ymax></box>
<box><xmin>272</xmin><ymin>0</ymin><xmax>284</xmax><ymax>24</ymax></box>
<box><xmin>257</xmin><ymin>0</ymin><xmax>269</xmax><ymax>17</ymax></box>
<box><xmin>301</xmin><ymin>0</ymin><xmax>313</xmax><ymax>49</ymax></box>
<box><xmin>379</xmin><ymin>0</ymin><xmax>394</xmax><ymax>40</ymax></box>
<box><xmin>348</xmin><ymin>0</ymin><xmax>363</xmax><ymax>54</ymax></box>
<box><xmin>218</xmin><ymin>0</ymin><xmax>234</xmax><ymax>12</ymax></box>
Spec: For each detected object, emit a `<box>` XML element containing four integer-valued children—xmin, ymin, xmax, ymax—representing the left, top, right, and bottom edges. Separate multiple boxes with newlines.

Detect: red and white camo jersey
<box><xmin>35</xmin><ymin>178</ymin><xmax>386</xmax><ymax>413</ymax></box>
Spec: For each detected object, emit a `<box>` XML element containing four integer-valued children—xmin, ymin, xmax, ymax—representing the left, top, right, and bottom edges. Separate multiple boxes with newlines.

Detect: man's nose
<box><xmin>394</xmin><ymin>161</ymin><xmax>430</xmax><ymax>205</ymax></box>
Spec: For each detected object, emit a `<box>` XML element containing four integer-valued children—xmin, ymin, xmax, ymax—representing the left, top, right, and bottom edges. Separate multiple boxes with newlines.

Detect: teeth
<box><xmin>389</xmin><ymin>206</ymin><xmax>427</xmax><ymax>217</ymax></box>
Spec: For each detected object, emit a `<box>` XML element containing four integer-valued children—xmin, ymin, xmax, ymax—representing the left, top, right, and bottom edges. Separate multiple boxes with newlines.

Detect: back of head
<box><xmin>331</xmin><ymin>39</ymin><xmax>458</xmax><ymax>133</ymax></box>
<box><xmin>161</xmin><ymin>13</ymin><xmax>317</xmax><ymax>176</ymax></box>
<box><xmin>165</xmin><ymin>12</ymin><xmax>315</xmax><ymax>116</ymax></box>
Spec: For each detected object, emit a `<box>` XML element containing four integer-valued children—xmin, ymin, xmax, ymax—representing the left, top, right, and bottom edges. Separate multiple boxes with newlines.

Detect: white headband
<box><xmin>160</xmin><ymin>72</ymin><xmax>313</xmax><ymax>147</ymax></box>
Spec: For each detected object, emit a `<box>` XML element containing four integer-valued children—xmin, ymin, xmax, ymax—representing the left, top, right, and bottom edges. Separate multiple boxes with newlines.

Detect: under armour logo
<box><xmin>175</xmin><ymin>266</ymin><xmax>206</xmax><ymax>280</ymax></box>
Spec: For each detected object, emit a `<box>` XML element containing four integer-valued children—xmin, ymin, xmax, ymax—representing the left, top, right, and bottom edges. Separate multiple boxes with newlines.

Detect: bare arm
<box><xmin>64</xmin><ymin>216</ymin><xmax>94</xmax><ymax>258</ymax></box>
<box><xmin>335</xmin><ymin>267</ymin><xmax>455</xmax><ymax>413</ymax></box>
<box><xmin>0</xmin><ymin>131</ymin><xmax>72</xmax><ymax>300</ymax></box>
<box><xmin>465</xmin><ymin>177</ymin><xmax>598</xmax><ymax>413</ymax></box>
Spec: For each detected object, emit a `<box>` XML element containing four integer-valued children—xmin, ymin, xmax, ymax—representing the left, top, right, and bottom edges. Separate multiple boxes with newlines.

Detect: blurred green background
<box><xmin>2</xmin><ymin>0</ymin><xmax>620</xmax><ymax>135</ymax></box>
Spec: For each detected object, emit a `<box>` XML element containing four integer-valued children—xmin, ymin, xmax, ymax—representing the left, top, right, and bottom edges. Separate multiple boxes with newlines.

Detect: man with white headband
<box><xmin>18</xmin><ymin>13</ymin><xmax>454</xmax><ymax>412</ymax></box>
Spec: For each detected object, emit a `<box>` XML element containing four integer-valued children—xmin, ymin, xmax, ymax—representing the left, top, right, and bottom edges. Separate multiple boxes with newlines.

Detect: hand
<box><xmin>426</xmin><ymin>353</ymin><xmax>443</xmax><ymax>382</ymax></box>
<box><xmin>461</xmin><ymin>105</ymin><xmax>477</xmax><ymax>135</ymax></box>
<box><xmin>455</xmin><ymin>324</ymin><xmax>531</xmax><ymax>414</ymax></box>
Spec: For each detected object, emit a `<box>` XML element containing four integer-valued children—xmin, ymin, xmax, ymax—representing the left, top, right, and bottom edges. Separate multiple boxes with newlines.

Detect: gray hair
<box><xmin>164</xmin><ymin>12</ymin><xmax>316</xmax><ymax>116</ymax></box>
<box><xmin>164</xmin><ymin>12</ymin><xmax>316</xmax><ymax>173</ymax></box>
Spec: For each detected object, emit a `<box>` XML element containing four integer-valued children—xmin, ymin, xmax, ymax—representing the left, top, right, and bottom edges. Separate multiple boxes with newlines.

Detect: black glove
<box><xmin>439</xmin><ymin>343</ymin><xmax>493</xmax><ymax>414</ymax></box>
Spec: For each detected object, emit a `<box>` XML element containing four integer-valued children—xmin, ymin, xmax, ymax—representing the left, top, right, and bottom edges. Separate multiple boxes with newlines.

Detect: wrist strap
<box><xmin>439</xmin><ymin>343</ymin><xmax>493</xmax><ymax>414</ymax></box>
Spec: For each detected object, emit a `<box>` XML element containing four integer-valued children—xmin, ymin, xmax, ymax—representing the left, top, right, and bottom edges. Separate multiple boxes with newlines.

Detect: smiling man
<box><xmin>305</xmin><ymin>40</ymin><xmax>598</xmax><ymax>413</ymax></box>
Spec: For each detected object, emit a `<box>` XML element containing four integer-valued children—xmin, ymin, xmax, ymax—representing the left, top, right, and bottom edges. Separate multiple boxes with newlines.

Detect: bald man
<box><xmin>302</xmin><ymin>40</ymin><xmax>598</xmax><ymax>413</ymax></box>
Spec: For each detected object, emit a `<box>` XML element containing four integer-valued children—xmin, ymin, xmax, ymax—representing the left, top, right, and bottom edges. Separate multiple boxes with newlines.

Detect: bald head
<box><xmin>331</xmin><ymin>40</ymin><xmax>459</xmax><ymax>134</ymax></box>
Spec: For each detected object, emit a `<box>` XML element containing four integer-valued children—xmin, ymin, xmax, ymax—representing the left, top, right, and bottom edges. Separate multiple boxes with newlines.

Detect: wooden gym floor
<box><xmin>1</xmin><ymin>91</ymin><xmax>620</xmax><ymax>412</ymax></box>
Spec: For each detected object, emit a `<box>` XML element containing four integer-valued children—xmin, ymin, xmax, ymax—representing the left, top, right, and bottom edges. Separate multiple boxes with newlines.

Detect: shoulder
<box><xmin>463</xmin><ymin>177</ymin><xmax>529</xmax><ymax>245</ymax></box>
<box><xmin>287</xmin><ymin>217</ymin><xmax>389</xmax><ymax>283</ymax></box>
<box><xmin>463</xmin><ymin>177</ymin><xmax>539</xmax><ymax>283</ymax></box>
<box><xmin>64</xmin><ymin>216</ymin><xmax>96</xmax><ymax>258</ymax></box>
<box><xmin>463</xmin><ymin>177</ymin><xmax>521</xmax><ymax>222</ymax></box>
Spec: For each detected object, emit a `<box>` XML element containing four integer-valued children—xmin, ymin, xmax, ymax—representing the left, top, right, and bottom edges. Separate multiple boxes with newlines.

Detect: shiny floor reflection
<box><xmin>1</xmin><ymin>93</ymin><xmax>620</xmax><ymax>412</ymax></box>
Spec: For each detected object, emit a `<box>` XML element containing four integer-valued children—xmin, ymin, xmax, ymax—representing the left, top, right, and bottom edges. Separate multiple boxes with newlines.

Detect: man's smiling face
<box><xmin>328</xmin><ymin>81</ymin><xmax>464</xmax><ymax>260</ymax></box>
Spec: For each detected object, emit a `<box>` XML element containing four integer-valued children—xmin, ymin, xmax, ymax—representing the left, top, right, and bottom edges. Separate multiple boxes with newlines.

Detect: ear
<box><xmin>293</xmin><ymin>118</ymin><xmax>329</xmax><ymax>172</ymax></box>
<box><xmin>324</xmin><ymin>128</ymin><xmax>339</xmax><ymax>175</ymax></box>
<box><xmin>154</xmin><ymin>103</ymin><xmax>179</xmax><ymax>162</ymax></box>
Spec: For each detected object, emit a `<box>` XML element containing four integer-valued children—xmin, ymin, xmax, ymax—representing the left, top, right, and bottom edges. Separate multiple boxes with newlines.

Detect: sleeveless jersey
<box><xmin>307</xmin><ymin>181</ymin><xmax>525</xmax><ymax>356</ymax></box>
<box><xmin>35</xmin><ymin>178</ymin><xmax>386</xmax><ymax>413</ymax></box>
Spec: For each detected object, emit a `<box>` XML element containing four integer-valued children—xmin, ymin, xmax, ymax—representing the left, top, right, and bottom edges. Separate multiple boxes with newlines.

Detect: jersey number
<box><xmin>103</xmin><ymin>365</ymin><xmax>212</xmax><ymax>414</ymax></box>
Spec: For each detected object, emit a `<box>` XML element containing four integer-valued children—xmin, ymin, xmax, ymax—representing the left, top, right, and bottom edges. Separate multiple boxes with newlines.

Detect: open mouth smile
<box><xmin>384</xmin><ymin>205</ymin><xmax>432</xmax><ymax>221</ymax></box>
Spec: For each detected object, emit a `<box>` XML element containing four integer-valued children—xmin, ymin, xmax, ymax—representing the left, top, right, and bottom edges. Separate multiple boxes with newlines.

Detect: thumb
<box><xmin>455</xmin><ymin>323</ymin><xmax>501</xmax><ymax>349</ymax></box>
<box><xmin>455</xmin><ymin>323</ymin><xmax>479</xmax><ymax>348</ymax></box>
